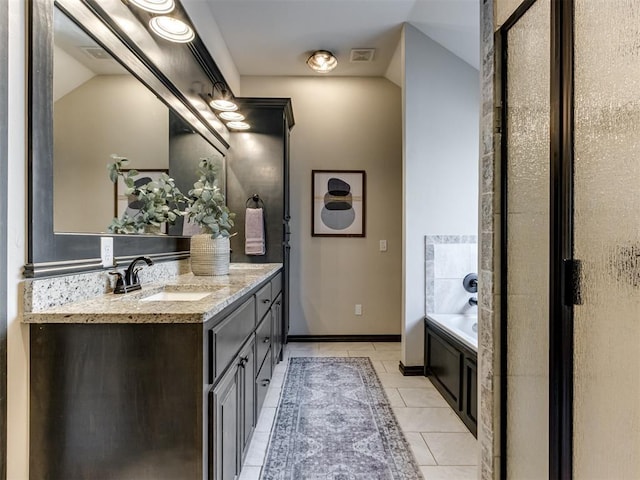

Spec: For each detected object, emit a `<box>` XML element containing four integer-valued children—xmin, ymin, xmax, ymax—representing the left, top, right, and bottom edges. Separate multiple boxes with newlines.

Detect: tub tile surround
<box><xmin>22</xmin><ymin>261</ymin><xmax>282</xmax><ymax>323</ymax></box>
<box><xmin>425</xmin><ymin>235</ymin><xmax>478</xmax><ymax>315</ymax></box>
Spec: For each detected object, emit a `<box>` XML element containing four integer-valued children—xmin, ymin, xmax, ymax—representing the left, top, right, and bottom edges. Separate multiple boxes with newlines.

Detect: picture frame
<box><xmin>114</xmin><ymin>169</ymin><xmax>169</xmax><ymax>234</ymax></box>
<box><xmin>312</xmin><ymin>170</ymin><xmax>366</xmax><ymax>237</ymax></box>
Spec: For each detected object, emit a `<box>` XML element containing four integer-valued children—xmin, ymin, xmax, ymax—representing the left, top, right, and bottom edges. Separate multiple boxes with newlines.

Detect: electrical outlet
<box><xmin>101</xmin><ymin>237</ymin><xmax>114</xmax><ymax>267</ymax></box>
<box><xmin>379</xmin><ymin>240</ymin><xmax>388</xmax><ymax>252</ymax></box>
<box><xmin>355</xmin><ymin>304</ymin><xmax>362</xmax><ymax>316</ymax></box>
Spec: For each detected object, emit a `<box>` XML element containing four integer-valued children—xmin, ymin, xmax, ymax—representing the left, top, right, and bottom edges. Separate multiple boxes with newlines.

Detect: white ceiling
<box><xmin>186</xmin><ymin>0</ymin><xmax>480</xmax><ymax>78</ymax></box>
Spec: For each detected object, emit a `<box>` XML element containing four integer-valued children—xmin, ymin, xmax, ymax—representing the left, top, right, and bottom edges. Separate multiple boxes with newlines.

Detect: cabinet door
<box><xmin>238</xmin><ymin>337</ymin><xmax>255</xmax><ymax>465</ymax></box>
<box><xmin>426</xmin><ymin>328</ymin><xmax>463</xmax><ymax>410</ymax></box>
<box><xmin>256</xmin><ymin>351</ymin><xmax>272</xmax><ymax>414</ymax></box>
<box><xmin>463</xmin><ymin>356</ymin><xmax>477</xmax><ymax>437</ymax></box>
<box><xmin>212</xmin><ymin>367</ymin><xmax>238</xmax><ymax>480</ymax></box>
<box><xmin>271</xmin><ymin>294</ymin><xmax>283</xmax><ymax>367</ymax></box>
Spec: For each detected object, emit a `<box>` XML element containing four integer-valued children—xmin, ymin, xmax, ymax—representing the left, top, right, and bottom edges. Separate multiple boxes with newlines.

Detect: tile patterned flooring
<box><xmin>239</xmin><ymin>342</ymin><xmax>478</xmax><ymax>480</ymax></box>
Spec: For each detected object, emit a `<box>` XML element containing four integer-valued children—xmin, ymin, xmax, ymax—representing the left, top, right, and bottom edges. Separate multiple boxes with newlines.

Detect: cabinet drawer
<box><xmin>270</xmin><ymin>272</ymin><xmax>282</xmax><ymax>301</ymax></box>
<box><xmin>255</xmin><ymin>314</ymin><xmax>272</xmax><ymax>370</ymax></box>
<box><xmin>213</xmin><ymin>297</ymin><xmax>256</xmax><ymax>378</ymax></box>
<box><xmin>255</xmin><ymin>282</ymin><xmax>272</xmax><ymax>322</ymax></box>
<box><xmin>255</xmin><ymin>354</ymin><xmax>272</xmax><ymax>414</ymax></box>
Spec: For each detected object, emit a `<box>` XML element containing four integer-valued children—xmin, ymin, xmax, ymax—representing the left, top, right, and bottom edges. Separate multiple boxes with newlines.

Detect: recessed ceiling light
<box><xmin>219</xmin><ymin>111</ymin><xmax>245</xmax><ymax>121</ymax></box>
<box><xmin>306</xmin><ymin>50</ymin><xmax>338</xmax><ymax>73</ymax></box>
<box><xmin>129</xmin><ymin>0</ymin><xmax>175</xmax><ymax>14</ymax></box>
<box><xmin>226</xmin><ymin>121</ymin><xmax>250</xmax><ymax>130</ymax></box>
<box><xmin>149</xmin><ymin>16</ymin><xmax>195</xmax><ymax>43</ymax></box>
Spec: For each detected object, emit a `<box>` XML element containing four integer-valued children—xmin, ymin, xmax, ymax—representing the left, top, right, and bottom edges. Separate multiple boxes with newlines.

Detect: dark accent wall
<box><xmin>0</xmin><ymin>0</ymin><xmax>8</xmax><ymax>476</ymax></box>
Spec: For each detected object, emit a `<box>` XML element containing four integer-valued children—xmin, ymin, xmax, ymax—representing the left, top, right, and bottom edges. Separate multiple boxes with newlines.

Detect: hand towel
<box><xmin>245</xmin><ymin>207</ymin><xmax>265</xmax><ymax>255</ymax></box>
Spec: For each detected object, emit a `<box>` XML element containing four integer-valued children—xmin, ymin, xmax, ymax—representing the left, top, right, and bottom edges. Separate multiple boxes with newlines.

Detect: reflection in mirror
<box><xmin>52</xmin><ymin>6</ymin><xmax>224</xmax><ymax>235</ymax></box>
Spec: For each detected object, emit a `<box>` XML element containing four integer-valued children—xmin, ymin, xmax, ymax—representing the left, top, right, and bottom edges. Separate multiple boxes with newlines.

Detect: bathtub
<box><xmin>424</xmin><ymin>313</ymin><xmax>478</xmax><ymax>436</ymax></box>
<box><xmin>426</xmin><ymin>313</ymin><xmax>478</xmax><ymax>352</ymax></box>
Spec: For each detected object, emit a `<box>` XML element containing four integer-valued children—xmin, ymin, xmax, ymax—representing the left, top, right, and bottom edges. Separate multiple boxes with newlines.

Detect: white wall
<box><xmin>7</xmin><ymin>1</ymin><xmax>28</xmax><ymax>477</ymax></box>
<box><xmin>54</xmin><ymin>75</ymin><xmax>169</xmax><ymax>233</ymax></box>
<box><xmin>53</xmin><ymin>45</ymin><xmax>95</xmax><ymax>102</ymax></box>
<box><xmin>241</xmin><ymin>76</ymin><xmax>403</xmax><ymax>336</ymax></box>
<box><xmin>181</xmin><ymin>0</ymin><xmax>241</xmax><ymax>95</ymax></box>
<box><xmin>402</xmin><ymin>24</ymin><xmax>480</xmax><ymax>366</ymax></box>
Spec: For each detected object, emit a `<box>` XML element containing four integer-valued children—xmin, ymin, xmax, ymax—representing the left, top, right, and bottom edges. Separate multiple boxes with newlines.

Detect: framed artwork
<box><xmin>114</xmin><ymin>169</ymin><xmax>169</xmax><ymax>233</ymax></box>
<box><xmin>312</xmin><ymin>170</ymin><xmax>366</xmax><ymax>237</ymax></box>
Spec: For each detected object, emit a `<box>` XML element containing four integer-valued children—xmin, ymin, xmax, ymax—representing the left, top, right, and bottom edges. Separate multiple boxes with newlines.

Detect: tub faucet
<box><xmin>110</xmin><ymin>256</ymin><xmax>153</xmax><ymax>294</ymax></box>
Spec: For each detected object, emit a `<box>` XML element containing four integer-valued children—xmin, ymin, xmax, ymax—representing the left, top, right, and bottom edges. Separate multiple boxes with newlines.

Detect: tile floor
<box><xmin>239</xmin><ymin>341</ymin><xmax>478</xmax><ymax>480</ymax></box>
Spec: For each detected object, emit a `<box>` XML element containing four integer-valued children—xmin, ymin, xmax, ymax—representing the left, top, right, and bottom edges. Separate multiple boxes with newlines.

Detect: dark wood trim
<box><xmin>235</xmin><ymin>98</ymin><xmax>295</xmax><ymax>129</ymax></box>
<box><xmin>287</xmin><ymin>334</ymin><xmax>401</xmax><ymax>343</ymax></box>
<box><xmin>0</xmin><ymin>0</ymin><xmax>8</xmax><ymax>475</ymax></box>
<box><xmin>501</xmin><ymin>0</ymin><xmax>538</xmax><ymax>30</ymax></box>
<box><xmin>549</xmin><ymin>0</ymin><xmax>574</xmax><ymax>477</ymax></box>
<box><xmin>398</xmin><ymin>362</ymin><xmax>423</xmax><ymax>376</ymax></box>
<box><xmin>497</xmin><ymin>22</ymin><xmax>509</xmax><ymax>480</ymax></box>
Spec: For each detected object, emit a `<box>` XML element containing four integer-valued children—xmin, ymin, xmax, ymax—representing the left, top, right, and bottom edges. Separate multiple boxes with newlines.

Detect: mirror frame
<box><xmin>27</xmin><ymin>0</ymin><xmax>229</xmax><ymax>277</ymax></box>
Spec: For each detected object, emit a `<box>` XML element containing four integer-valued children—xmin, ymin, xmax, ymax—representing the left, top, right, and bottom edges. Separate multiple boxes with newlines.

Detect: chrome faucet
<box><xmin>110</xmin><ymin>256</ymin><xmax>153</xmax><ymax>294</ymax></box>
<box><xmin>463</xmin><ymin>273</ymin><xmax>478</xmax><ymax>308</ymax></box>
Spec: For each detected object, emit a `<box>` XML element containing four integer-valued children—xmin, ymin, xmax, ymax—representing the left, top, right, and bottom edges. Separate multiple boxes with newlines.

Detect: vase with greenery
<box><xmin>107</xmin><ymin>155</ymin><xmax>187</xmax><ymax>234</ymax></box>
<box><xmin>184</xmin><ymin>157</ymin><xmax>236</xmax><ymax>275</ymax></box>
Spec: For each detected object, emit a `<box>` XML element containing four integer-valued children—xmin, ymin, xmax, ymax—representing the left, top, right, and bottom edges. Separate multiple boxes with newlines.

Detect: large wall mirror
<box><xmin>29</xmin><ymin>0</ymin><xmax>231</xmax><ymax>276</ymax></box>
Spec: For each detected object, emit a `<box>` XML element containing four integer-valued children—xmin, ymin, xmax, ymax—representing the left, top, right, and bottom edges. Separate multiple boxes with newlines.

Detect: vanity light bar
<box><xmin>226</xmin><ymin>121</ymin><xmax>250</xmax><ymax>131</ymax></box>
<box><xmin>129</xmin><ymin>0</ymin><xmax>175</xmax><ymax>14</ymax></box>
<box><xmin>219</xmin><ymin>111</ymin><xmax>245</xmax><ymax>121</ymax></box>
<box><xmin>149</xmin><ymin>16</ymin><xmax>195</xmax><ymax>43</ymax></box>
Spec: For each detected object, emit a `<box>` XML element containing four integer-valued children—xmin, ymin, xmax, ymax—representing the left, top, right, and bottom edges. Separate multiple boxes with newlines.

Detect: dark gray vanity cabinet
<box><xmin>29</xmin><ymin>271</ymin><xmax>283</xmax><ymax>480</ymax></box>
<box><xmin>210</xmin><ymin>271</ymin><xmax>283</xmax><ymax>480</ymax></box>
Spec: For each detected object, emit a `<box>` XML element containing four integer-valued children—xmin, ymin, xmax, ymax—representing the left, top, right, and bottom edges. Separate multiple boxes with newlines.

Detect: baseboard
<box><xmin>399</xmin><ymin>361</ymin><xmax>424</xmax><ymax>376</ymax></box>
<box><xmin>287</xmin><ymin>334</ymin><xmax>401</xmax><ymax>343</ymax></box>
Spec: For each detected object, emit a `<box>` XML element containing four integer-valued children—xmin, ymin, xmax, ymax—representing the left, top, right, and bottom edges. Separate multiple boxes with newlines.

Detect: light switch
<box><xmin>379</xmin><ymin>240</ymin><xmax>388</xmax><ymax>252</ymax></box>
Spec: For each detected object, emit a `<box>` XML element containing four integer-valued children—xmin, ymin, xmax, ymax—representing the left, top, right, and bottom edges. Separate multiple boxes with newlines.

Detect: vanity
<box><xmin>24</xmin><ymin>263</ymin><xmax>282</xmax><ymax>480</ymax></box>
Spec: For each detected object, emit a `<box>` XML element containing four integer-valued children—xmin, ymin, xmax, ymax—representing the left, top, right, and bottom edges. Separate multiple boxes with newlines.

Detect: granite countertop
<box><xmin>23</xmin><ymin>263</ymin><xmax>282</xmax><ymax>324</ymax></box>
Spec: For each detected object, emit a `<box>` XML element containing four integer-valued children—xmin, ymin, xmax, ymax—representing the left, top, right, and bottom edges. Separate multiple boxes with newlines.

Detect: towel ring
<box><xmin>245</xmin><ymin>194</ymin><xmax>265</xmax><ymax>209</ymax></box>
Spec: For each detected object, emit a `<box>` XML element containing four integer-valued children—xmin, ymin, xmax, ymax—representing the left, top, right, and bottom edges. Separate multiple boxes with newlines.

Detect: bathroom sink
<box><xmin>140</xmin><ymin>291</ymin><xmax>212</xmax><ymax>302</ymax></box>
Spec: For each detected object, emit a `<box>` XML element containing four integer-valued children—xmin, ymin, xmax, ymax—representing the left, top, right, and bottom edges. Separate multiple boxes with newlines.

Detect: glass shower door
<box><xmin>573</xmin><ymin>0</ymin><xmax>640</xmax><ymax>477</ymax></box>
<box><xmin>504</xmin><ymin>0</ymin><xmax>550</xmax><ymax>476</ymax></box>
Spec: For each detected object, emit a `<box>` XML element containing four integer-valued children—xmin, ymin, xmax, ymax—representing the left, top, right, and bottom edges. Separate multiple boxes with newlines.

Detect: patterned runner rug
<box><xmin>260</xmin><ymin>357</ymin><xmax>422</xmax><ymax>480</ymax></box>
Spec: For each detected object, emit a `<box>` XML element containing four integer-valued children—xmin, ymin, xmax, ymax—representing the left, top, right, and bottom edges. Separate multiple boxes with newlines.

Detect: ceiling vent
<box><xmin>350</xmin><ymin>48</ymin><xmax>375</xmax><ymax>63</ymax></box>
<box><xmin>81</xmin><ymin>46</ymin><xmax>112</xmax><ymax>60</ymax></box>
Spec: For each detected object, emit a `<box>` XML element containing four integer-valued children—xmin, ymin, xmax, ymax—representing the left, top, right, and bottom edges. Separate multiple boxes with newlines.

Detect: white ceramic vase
<box><xmin>190</xmin><ymin>234</ymin><xmax>230</xmax><ymax>276</ymax></box>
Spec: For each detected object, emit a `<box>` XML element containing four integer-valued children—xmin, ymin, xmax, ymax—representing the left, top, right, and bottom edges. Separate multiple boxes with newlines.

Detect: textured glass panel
<box><xmin>574</xmin><ymin>1</ymin><xmax>640</xmax><ymax>478</ymax></box>
<box><xmin>505</xmin><ymin>0</ymin><xmax>550</xmax><ymax>477</ymax></box>
<box><xmin>496</xmin><ymin>0</ymin><xmax>529</xmax><ymax>28</ymax></box>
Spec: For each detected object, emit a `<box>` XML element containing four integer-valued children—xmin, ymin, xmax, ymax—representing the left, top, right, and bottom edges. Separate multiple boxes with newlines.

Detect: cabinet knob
<box><xmin>262</xmin><ymin>299</ymin><xmax>271</xmax><ymax>304</ymax></box>
<box><xmin>263</xmin><ymin>337</ymin><xmax>270</xmax><ymax>343</ymax></box>
<box><xmin>239</xmin><ymin>356</ymin><xmax>249</xmax><ymax>367</ymax></box>
<box><xmin>261</xmin><ymin>379</ymin><xmax>271</xmax><ymax>387</ymax></box>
